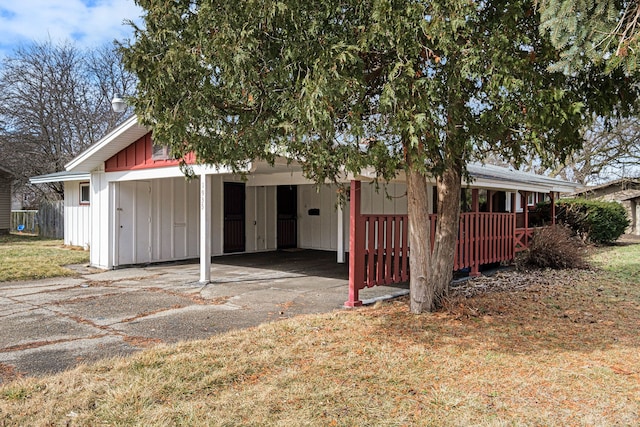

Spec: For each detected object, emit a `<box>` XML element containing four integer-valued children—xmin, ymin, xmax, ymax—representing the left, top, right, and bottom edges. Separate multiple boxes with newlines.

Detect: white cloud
<box><xmin>0</xmin><ymin>0</ymin><xmax>143</xmax><ymax>56</ymax></box>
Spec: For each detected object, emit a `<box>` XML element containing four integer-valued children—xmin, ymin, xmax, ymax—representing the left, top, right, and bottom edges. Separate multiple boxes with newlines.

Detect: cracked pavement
<box><xmin>0</xmin><ymin>250</ymin><xmax>408</xmax><ymax>383</ymax></box>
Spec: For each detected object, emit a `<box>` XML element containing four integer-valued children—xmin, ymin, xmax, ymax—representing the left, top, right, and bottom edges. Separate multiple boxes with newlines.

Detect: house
<box><xmin>572</xmin><ymin>178</ymin><xmax>640</xmax><ymax>236</ymax></box>
<box><xmin>0</xmin><ymin>165</ymin><xmax>14</xmax><ymax>235</ymax></box>
<box><xmin>31</xmin><ymin>116</ymin><xmax>582</xmax><ymax>305</ymax></box>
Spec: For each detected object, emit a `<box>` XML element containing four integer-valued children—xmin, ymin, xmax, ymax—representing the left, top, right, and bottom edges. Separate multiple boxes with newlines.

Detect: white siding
<box><xmin>360</xmin><ymin>182</ymin><xmax>408</xmax><ymax>215</ymax></box>
<box><xmin>90</xmin><ymin>172</ymin><xmax>111</xmax><ymax>269</ymax></box>
<box><xmin>244</xmin><ymin>185</ymin><xmax>277</xmax><ymax>252</ymax></box>
<box><xmin>63</xmin><ymin>181</ymin><xmax>91</xmax><ymax>248</ymax></box>
<box><xmin>211</xmin><ymin>175</ymin><xmax>224</xmax><ymax>256</ymax></box>
<box><xmin>150</xmin><ymin>177</ymin><xmax>200</xmax><ymax>263</ymax></box>
<box><xmin>298</xmin><ymin>184</ymin><xmax>340</xmax><ymax>250</ymax></box>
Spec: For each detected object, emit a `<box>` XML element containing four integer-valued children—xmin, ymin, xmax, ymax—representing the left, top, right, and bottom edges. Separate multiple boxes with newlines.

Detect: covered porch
<box><xmin>345</xmin><ymin>180</ymin><xmax>559</xmax><ymax>307</ymax></box>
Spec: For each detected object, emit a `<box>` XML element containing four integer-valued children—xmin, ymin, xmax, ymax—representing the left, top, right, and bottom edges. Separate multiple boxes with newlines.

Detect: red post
<box><xmin>345</xmin><ymin>180</ymin><xmax>364</xmax><ymax>307</ymax></box>
<box><xmin>550</xmin><ymin>192</ymin><xmax>556</xmax><ymax>225</ymax></box>
<box><xmin>511</xmin><ymin>191</ymin><xmax>517</xmax><ymax>258</ymax></box>
<box><xmin>470</xmin><ymin>189</ymin><xmax>481</xmax><ymax>277</ymax></box>
<box><xmin>523</xmin><ymin>191</ymin><xmax>530</xmax><ymax>247</ymax></box>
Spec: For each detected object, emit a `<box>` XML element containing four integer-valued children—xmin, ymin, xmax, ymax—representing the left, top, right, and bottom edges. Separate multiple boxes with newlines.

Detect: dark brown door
<box><xmin>224</xmin><ymin>182</ymin><xmax>245</xmax><ymax>253</ymax></box>
<box><xmin>277</xmin><ymin>185</ymin><xmax>297</xmax><ymax>249</ymax></box>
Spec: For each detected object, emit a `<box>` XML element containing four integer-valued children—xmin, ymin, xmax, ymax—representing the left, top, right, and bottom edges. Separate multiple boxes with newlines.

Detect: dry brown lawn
<box><xmin>0</xmin><ymin>243</ymin><xmax>638</xmax><ymax>426</ymax></box>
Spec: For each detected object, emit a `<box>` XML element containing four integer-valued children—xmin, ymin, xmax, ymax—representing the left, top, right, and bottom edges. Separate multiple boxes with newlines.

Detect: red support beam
<box><xmin>471</xmin><ymin>189</ymin><xmax>481</xmax><ymax>277</ymax></box>
<box><xmin>346</xmin><ymin>180</ymin><xmax>364</xmax><ymax>307</ymax></box>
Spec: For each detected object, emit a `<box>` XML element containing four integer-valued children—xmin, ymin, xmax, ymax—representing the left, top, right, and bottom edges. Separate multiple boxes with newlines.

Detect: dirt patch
<box><xmin>122</xmin><ymin>336</ymin><xmax>164</xmax><ymax>348</ymax></box>
<box><xmin>0</xmin><ymin>364</ymin><xmax>23</xmax><ymax>384</ymax></box>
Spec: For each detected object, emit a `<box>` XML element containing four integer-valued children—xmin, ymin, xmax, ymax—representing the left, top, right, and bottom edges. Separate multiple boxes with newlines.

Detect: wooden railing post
<box><xmin>470</xmin><ymin>189</ymin><xmax>481</xmax><ymax>277</ymax></box>
<box><xmin>345</xmin><ymin>180</ymin><xmax>364</xmax><ymax>307</ymax></box>
<box><xmin>511</xmin><ymin>191</ymin><xmax>517</xmax><ymax>257</ymax></box>
<box><xmin>523</xmin><ymin>191</ymin><xmax>530</xmax><ymax>246</ymax></box>
<box><xmin>550</xmin><ymin>191</ymin><xmax>556</xmax><ymax>225</ymax></box>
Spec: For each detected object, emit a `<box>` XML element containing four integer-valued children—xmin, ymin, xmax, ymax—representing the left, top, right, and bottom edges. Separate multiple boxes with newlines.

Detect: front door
<box><xmin>224</xmin><ymin>182</ymin><xmax>245</xmax><ymax>253</ymax></box>
<box><xmin>277</xmin><ymin>185</ymin><xmax>297</xmax><ymax>249</ymax></box>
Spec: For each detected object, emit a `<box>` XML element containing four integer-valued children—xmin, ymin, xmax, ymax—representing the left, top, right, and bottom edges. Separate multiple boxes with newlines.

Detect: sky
<box><xmin>0</xmin><ymin>0</ymin><xmax>143</xmax><ymax>58</ymax></box>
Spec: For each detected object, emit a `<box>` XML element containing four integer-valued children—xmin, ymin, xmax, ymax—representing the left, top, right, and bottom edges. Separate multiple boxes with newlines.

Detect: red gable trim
<box><xmin>104</xmin><ymin>132</ymin><xmax>195</xmax><ymax>172</ymax></box>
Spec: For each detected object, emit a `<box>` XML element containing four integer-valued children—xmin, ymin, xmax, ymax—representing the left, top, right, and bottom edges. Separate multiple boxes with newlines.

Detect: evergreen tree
<box><xmin>538</xmin><ymin>0</ymin><xmax>640</xmax><ymax>73</ymax></box>
<box><xmin>122</xmin><ymin>0</ymin><xmax>638</xmax><ymax>312</ymax></box>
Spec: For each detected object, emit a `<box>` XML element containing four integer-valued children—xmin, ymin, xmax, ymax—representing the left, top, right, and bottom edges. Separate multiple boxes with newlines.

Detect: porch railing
<box><xmin>346</xmin><ymin>180</ymin><xmax>535</xmax><ymax>307</ymax></box>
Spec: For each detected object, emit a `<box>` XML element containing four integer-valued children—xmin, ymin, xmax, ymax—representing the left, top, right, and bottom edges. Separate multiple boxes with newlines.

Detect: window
<box><xmin>80</xmin><ymin>182</ymin><xmax>90</xmax><ymax>205</ymax></box>
<box><xmin>151</xmin><ymin>144</ymin><xmax>171</xmax><ymax>161</ymax></box>
<box><xmin>527</xmin><ymin>192</ymin><xmax>535</xmax><ymax>206</ymax></box>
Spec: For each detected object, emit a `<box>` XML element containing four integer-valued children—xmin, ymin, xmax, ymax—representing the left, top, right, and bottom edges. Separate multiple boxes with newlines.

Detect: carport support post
<box><xmin>345</xmin><ymin>180</ymin><xmax>364</xmax><ymax>307</ymax></box>
<box><xmin>337</xmin><ymin>202</ymin><xmax>345</xmax><ymax>263</ymax></box>
<box><xmin>200</xmin><ymin>173</ymin><xmax>212</xmax><ymax>283</ymax></box>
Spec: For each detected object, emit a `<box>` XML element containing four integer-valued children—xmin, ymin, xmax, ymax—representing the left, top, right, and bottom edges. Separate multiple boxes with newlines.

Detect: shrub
<box><xmin>522</xmin><ymin>225</ymin><xmax>588</xmax><ymax>270</ymax></box>
<box><xmin>556</xmin><ymin>199</ymin><xmax>629</xmax><ymax>244</ymax></box>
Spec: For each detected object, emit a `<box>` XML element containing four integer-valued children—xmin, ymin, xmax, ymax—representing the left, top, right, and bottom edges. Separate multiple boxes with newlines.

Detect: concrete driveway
<box><xmin>0</xmin><ymin>250</ymin><xmax>408</xmax><ymax>382</ymax></box>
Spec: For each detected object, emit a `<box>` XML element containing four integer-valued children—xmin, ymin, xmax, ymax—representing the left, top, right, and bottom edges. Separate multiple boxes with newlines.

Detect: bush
<box><xmin>556</xmin><ymin>199</ymin><xmax>629</xmax><ymax>244</ymax></box>
<box><xmin>522</xmin><ymin>225</ymin><xmax>588</xmax><ymax>270</ymax></box>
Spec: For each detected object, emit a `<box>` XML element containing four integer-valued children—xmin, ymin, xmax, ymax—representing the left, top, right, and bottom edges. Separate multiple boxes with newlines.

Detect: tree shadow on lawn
<box><xmin>370</xmin><ymin>268</ymin><xmax>640</xmax><ymax>356</ymax></box>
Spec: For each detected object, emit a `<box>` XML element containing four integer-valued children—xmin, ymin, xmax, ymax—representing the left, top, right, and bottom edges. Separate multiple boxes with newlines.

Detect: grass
<box><xmin>0</xmin><ymin>243</ymin><xmax>639</xmax><ymax>426</ymax></box>
<box><xmin>0</xmin><ymin>234</ymin><xmax>89</xmax><ymax>282</ymax></box>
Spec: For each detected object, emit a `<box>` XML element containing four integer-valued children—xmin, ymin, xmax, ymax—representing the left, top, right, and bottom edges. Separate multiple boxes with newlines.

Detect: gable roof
<box><xmin>65</xmin><ymin>115</ymin><xmax>148</xmax><ymax>173</ymax></box>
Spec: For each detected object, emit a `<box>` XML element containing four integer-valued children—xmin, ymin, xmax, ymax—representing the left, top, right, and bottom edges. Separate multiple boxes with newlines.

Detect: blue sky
<box><xmin>0</xmin><ymin>0</ymin><xmax>143</xmax><ymax>57</ymax></box>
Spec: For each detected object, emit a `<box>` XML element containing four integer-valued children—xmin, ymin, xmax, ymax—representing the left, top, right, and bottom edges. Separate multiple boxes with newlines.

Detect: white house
<box><xmin>31</xmin><ymin>116</ymin><xmax>582</xmax><ymax>302</ymax></box>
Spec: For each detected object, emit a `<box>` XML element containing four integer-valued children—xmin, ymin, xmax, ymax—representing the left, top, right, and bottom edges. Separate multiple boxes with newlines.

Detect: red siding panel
<box><xmin>105</xmin><ymin>132</ymin><xmax>195</xmax><ymax>172</ymax></box>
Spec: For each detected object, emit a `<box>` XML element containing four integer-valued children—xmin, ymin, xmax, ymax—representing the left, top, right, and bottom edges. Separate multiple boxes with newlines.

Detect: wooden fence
<box><xmin>10</xmin><ymin>200</ymin><xmax>63</xmax><ymax>238</ymax></box>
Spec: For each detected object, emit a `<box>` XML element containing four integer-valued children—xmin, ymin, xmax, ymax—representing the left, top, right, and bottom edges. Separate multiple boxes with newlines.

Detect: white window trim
<box><xmin>79</xmin><ymin>182</ymin><xmax>90</xmax><ymax>205</ymax></box>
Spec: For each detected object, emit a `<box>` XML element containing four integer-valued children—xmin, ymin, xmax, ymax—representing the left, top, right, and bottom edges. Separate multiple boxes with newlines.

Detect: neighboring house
<box><xmin>31</xmin><ymin>116</ymin><xmax>581</xmax><ymax>305</ymax></box>
<box><xmin>572</xmin><ymin>178</ymin><xmax>640</xmax><ymax>236</ymax></box>
<box><xmin>0</xmin><ymin>165</ymin><xmax>14</xmax><ymax>235</ymax></box>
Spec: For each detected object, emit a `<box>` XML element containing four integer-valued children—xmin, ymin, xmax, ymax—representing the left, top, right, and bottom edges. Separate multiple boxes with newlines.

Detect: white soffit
<box><xmin>65</xmin><ymin>116</ymin><xmax>149</xmax><ymax>173</ymax></box>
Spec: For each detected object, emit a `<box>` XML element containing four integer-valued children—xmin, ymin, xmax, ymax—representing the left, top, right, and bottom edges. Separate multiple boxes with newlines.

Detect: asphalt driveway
<box><xmin>0</xmin><ymin>250</ymin><xmax>408</xmax><ymax>382</ymax></box>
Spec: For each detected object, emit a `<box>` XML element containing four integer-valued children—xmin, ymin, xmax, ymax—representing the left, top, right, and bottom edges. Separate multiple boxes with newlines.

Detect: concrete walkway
<box><xmin>0</xmin><ymin>250</ymin><xmax>408</xmax><ymax>382</ymax></box>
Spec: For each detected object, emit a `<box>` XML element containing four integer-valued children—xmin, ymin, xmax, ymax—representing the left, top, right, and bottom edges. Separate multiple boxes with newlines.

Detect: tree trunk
<box><xmin>407</xmin><ymin>166</ymin><xmax>434</xmax><ymax>313</ymax></box>
<box><xmin>429</xmin><ymin>164</ymin><xmax>462</xmax><ymax>303</ymax></box>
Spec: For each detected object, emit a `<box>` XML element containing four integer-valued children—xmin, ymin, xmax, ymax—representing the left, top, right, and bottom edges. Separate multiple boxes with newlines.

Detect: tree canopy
<box><xmin>537</xmin><ymin>0</ymin><xmax>640</xmax><ymax>74</ymax></box>
<box><xmin>123</xmin><ymin>0</ymin><xmax>639</xmax><ymax>312</ymax></box>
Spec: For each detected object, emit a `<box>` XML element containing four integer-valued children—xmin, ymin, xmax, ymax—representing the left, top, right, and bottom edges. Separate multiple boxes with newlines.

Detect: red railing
<box><xmin>361</xmin><ymin>215</ymin><xmax>410</xmax><ymax>288</ymax></box>
<box><xmin>515</xmin><ymin>227</ymin><xmax>535</xmax><ymax>252</ymax></box>
<box><xmin>346</xmin><ymin>180</ymin><xmax>536</xmax><ymax>307</ymax></box>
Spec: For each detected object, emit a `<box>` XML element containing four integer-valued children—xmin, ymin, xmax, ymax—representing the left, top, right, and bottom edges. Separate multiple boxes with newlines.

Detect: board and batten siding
<box><xmin>0</xmin><ymin>173</ymin><xmax>11</xmax><ymax>233</ymax></box>
<box><xmin>298</xmin><ymin>182</ymin><xmax>409</xmax><ymax>252</ymax></box>
<box><xmin>245</xmin><ymin>185</ymin><xmax>278</xmax><ymax>252</ymax></box>
<box><xmin>63</xmin><ymin>181</ymin><xmax>91</xmax><ymax>248</ymax></box>
<box><xmin>89</xmin><ymin>171</ymin><xmax>112</xmax><ymax>269</ymax></box>
<box><xmin>151</xmin><ymin>177</ymin><xmax>200</xmax><ymax>262</ymax></box>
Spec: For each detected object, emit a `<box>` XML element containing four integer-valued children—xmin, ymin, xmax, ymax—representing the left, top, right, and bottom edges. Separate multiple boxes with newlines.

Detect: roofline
<box><xmin>30</xmin><ymin>172</ymin><xmax>91</xmax><ymax>184</ymax></box>
<box><xmin>65</xmin><ymin>115</ymin><xmax>143</xmax><ymax>172</ymax></box>
<box><xmin>573</xmin><ymin>177</ymin><xmax>640</xmax><ymax>194</ymax></box>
